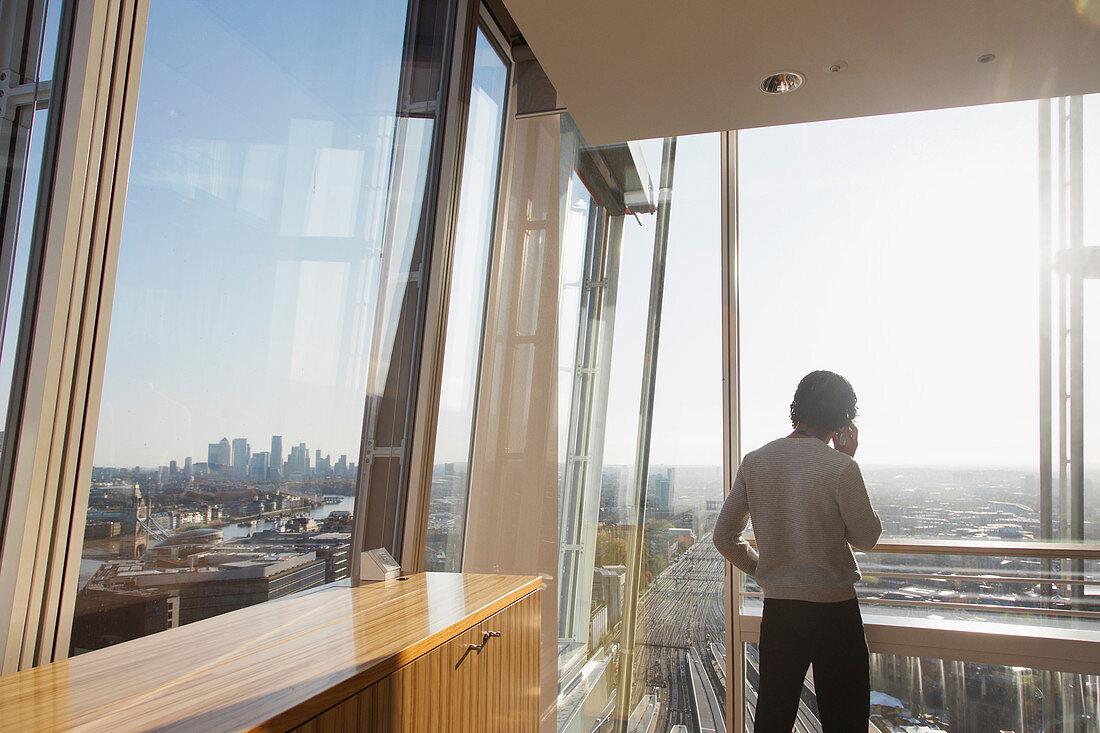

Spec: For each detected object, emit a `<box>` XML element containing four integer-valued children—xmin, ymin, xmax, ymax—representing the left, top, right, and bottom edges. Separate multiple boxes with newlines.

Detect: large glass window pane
<box><xmin>740</xmin><ymin>102</ymin><xmax>1043</xmax><ymax>476</ymax></box>
<box><xmin>555</xmin><ymin>132</ymin><xmax>723</xmax><ymax>733</ymax></box>
<box><xmin>744</xmin><ymin>643</ymin><xmax>1099</xmax><ymax>731</ymax></box>
<box><xmin>424</xmin><ymin>27</ymin><xmax>508</xmax><ymax>572</ymax></box>
<box><xmin>737</xmin><ymin>97</ymin><xmax>1099</xmax><ymax>729</ymax></box>
<box><xmin>739</xmin><ymin>99</ymin><xmax>1100</xmax><ymax>546</ymax></box>
<box><xmin>70</xmin><ymin>0</ymin><xmax>425</xmax><ymax>653</ymax></box>
<box><xmin>638</xmin><ymin>132</ymin><xmax>725</xmax><ymax>732</ymax></box>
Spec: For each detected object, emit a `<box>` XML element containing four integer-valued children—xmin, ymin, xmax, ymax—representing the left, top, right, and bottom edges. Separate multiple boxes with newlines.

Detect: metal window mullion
<box><xmin>1056</xmin><ymin>97</ymin><xmax>1068</xmax><ymax>542</ymax></box>
<box><xmin>1067</xmin><ymin>95</ymin><xmax>1084</xmax><ymax>596</ymax></box>
<box><xmin>354</xmin><ymin>0</ymin><xmax>465</xmax><ymax>574</ymax></box>
<box><xmin>720</xmin><ymin>129</ymin><xmax>743</xmax><ymax>733</ymax></box>
<box><xmin>0</xmin><ymin>0</ymin><xmax>104</xmax><ymax>672</ymax></box>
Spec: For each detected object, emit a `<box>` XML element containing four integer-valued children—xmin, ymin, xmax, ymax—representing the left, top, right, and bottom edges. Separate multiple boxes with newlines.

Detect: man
<box><xmin>714</xmin><ymin>370</ymin><xmax>881</xmax><ymax>732</ymax></box>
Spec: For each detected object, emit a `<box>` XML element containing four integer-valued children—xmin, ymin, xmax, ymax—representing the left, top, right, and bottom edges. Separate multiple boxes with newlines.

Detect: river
<box><xmin>219</xmin><ymin>495</ymin><xmax>356</xmax><ymax>541</ymax></box>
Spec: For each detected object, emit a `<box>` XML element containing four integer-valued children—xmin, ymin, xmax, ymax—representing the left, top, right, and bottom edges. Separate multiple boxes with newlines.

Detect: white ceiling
<box><xmin>502</xmin><ymin>0</ymin><xmax>1100</xmax><ymax>145</ymax></box>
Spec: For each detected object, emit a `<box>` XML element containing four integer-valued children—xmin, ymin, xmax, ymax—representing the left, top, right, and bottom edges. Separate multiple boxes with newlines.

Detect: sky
<box><xmin>94</xmin><ymin>0</ymin><xmax>408</xmax><ymax>467</ymax></box>
<box><xmin>84</xmin><ymin>0</ymin><xmax>1099</xmax><ymax>472</ymax></box>
<box><xmin>739</xmin><ymin>99</ymin><xmax>1100</xmax><ymax>470</ymax></box>
<box><xmin>599</xmin><ymin>98</ymin><xmax>1100</xmax><ymax>471</ymax></box>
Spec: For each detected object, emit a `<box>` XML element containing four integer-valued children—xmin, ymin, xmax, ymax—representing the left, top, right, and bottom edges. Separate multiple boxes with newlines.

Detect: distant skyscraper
<box><xmin>232</xmin><ymin>438</ymin><xmax>250</xmax><ymax>478</ymax></box>
<box><xmin>248</xmin><ymin>452</ymin><xmax>269</xmax><ymax>479</ymax></box>
<box><xmin>286</xmin><ymin>442</ymin><xmax>310</xmax><ymax>479</ymax></box>
<box><xmin>270</xmin><ymin>436</ymin><xmax>283</xmax><ymax>479</ymax></box>
<box><xmin>208</xmin><ymin>438</ymin><xmax>231</xmax><ymax>474</ymax></box>
<box><xmin>183</xmin><ymin>456</ymin><xmax>193</xmax><ymax>480</ymax></box>
<box><xmin>169</xmin><ymin>460</ymin><xmax>178</xmax><ymax>478</ymax></box>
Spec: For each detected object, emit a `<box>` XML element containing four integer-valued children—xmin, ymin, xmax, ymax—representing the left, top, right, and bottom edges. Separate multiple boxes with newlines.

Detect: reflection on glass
<box><xmin>0</xmin><ymin>109</ymin><xmax>48</xmax><ymax>437</ymax></box>
<box><xmin>631</xmin><ymin>132</ymin><xmax>725</xmax><ymax>732</ymax></box>
<box><xmin>557</xmin><ymin>136</ymin><xmax>651</xmax><ymax>732</ymax></box>
<box><xmin>424</xmin><ymin>28</ymin><xmax>508</xmax><ymax>572</ymax></box>
<box><xmin>70</xmin><ymin>0</ymin><xmax>419</xmax><ymax>654</ymax></box>
<box><xmin>557</xmin><ymin>170</ymin><xmax>606</xmax><ymax>680</ymax></box>
<box><xmin>556</xmin><ymin>132</ymin><xmax>724</xmax><ymax>733</ymax></box>
<box><xmin>744</xmin><ymin>643</ymin><xmax>1099</xmax><ymax>732</ymax></box>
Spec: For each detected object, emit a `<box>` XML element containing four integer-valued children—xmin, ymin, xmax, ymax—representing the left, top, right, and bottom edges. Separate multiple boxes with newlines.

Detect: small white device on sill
<box><xmin>360</xmin><ymin>547</ymin><xmax>401</xmax><ymax>582</ymax></box>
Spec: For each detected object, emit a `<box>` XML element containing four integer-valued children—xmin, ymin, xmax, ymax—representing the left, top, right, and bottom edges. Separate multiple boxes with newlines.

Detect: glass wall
<box><xmin>554</xmin><ymin>131</ymin><xmax>724</xmax><ymax>733</ymax></box>
<box><xmin>636</xmin><ymin>132</ymin><xmax>725</xmax><ymax>732</ymax></box>
<box><xmin>556</xmin><ymin>133</ymin><xmax>657</xmax><ymax>730</ymax></box>
<box><xmin>425</xmin><ymin>27</ymin><xmax>508</xmax><ymax>572</ymax></box>
<box><xmin>737</xmin><ymin>96</ymin><xmax>1100</xmax><ymax>728</ymax></box>
<box><xmin>744</xmin><ymin>643</ymin><xmax>1099</xmax><ymax>732</ymax></box>
<box><xmin>69</xmin><ymin>0</ymin><xmax>440</xmax><ymax>653</ymax></box>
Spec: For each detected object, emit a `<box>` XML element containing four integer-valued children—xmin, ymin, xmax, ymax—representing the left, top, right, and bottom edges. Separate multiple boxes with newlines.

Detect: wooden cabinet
<box><xmin>0</xmin><ymin>573</ymin><xmax>540</xmax><ymax>733</ymax></box>
<box><xmin>292</xmin><ymin>590</ymin><xmax>539</xmax><ymax>732</ymax></box>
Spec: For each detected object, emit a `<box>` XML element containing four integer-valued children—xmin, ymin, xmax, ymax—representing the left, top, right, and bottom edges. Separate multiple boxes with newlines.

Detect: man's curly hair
<box><xmin>789</xmin><ymin>370</ymin><xmax>857</xmax><ymax>433</ymax></box>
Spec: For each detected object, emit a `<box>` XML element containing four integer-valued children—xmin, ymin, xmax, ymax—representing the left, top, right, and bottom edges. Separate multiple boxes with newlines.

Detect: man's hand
<box><xmin>832</xmin><ymin>424</ymin><xmax>858</xmax><ymax>457</ymax></box>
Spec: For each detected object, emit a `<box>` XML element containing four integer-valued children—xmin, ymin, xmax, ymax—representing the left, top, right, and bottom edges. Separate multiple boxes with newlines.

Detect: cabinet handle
<box><xmin>466</xmin><ymin>630</ymin><xmax>501</xmax><ymax>652</ymax></box>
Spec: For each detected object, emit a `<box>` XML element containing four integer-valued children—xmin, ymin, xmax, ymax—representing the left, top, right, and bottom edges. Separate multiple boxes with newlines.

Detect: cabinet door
<box><xmin>291</xmin><ymin>590</ymin><xmax>539</xmax><ymax>732</ymax></box>
<box><xmin>292</xmin><ymin>622</ymin><xmax>484</xmax><ymax>732</ymax></box>
<box><xmin>478</xmin><ymin>590</ymin><xmax>540</xmax><ymax>732</ymax></box>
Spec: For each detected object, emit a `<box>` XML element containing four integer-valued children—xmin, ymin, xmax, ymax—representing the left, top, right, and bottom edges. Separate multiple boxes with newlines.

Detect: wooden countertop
<box><xmin>0</xmin><ymin>572</ymin><xmax>541</xmax><ymax>732</ymax></box>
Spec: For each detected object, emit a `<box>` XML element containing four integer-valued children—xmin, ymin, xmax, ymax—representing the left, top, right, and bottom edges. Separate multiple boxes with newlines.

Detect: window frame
<box><xmin>424</xmin><ymin>11</ymin><xmax>514</xmax><ymax>572</ymax></box>
<box><xmin>399</xmin><ymin>3</ymin><xmax>515</xmax><ymax>573</ymax></box>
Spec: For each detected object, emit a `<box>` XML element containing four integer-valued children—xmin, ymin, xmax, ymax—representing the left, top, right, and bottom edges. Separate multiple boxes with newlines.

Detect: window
<box><xmin>737</xmin><ymin>97</ymin><xmax>1100</xmax><ymax>728</ymax></box>
<box><xmin>641</xmin><ymin>131</ymin><xmax>725</xmax><ymax>732</ymax></box>
<box><xmin>424</xmin><ymin>26</ymin><xmax>508</xmax><ymax>572</ymax></box>
<box><xmin>554</xmin><ymin>131</ymin><xmax>724</xmax><ymax>733</ymax></box>
<box><xmin>69</xmin><ymin>0</ymin><xmax>440</xmax><ymax>653</ymax></box>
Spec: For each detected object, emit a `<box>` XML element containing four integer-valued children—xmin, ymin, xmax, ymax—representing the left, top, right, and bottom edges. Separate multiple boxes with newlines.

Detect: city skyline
<box><xmin>93</xmin><ymin>430</ymin><xmax>354</xmax><ymax>474</ymax></box>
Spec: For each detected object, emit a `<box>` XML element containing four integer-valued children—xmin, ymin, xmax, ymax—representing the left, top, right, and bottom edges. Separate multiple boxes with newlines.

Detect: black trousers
<box><xmin>754</xmin><ymin>597</ymin><xmax>870</xmax><ymax>733</ymax></box>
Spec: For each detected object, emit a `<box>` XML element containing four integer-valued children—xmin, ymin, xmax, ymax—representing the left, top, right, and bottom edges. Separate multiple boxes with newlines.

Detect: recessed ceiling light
<box><xmin>978</xmin><ymin>53</ymin><xmax>996</xmax><ymax>63</ymax></box>
<box><xmin>760</xmin><ymin>71</ymin><xmax>804</xmax><ymax>95</ymax></box>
